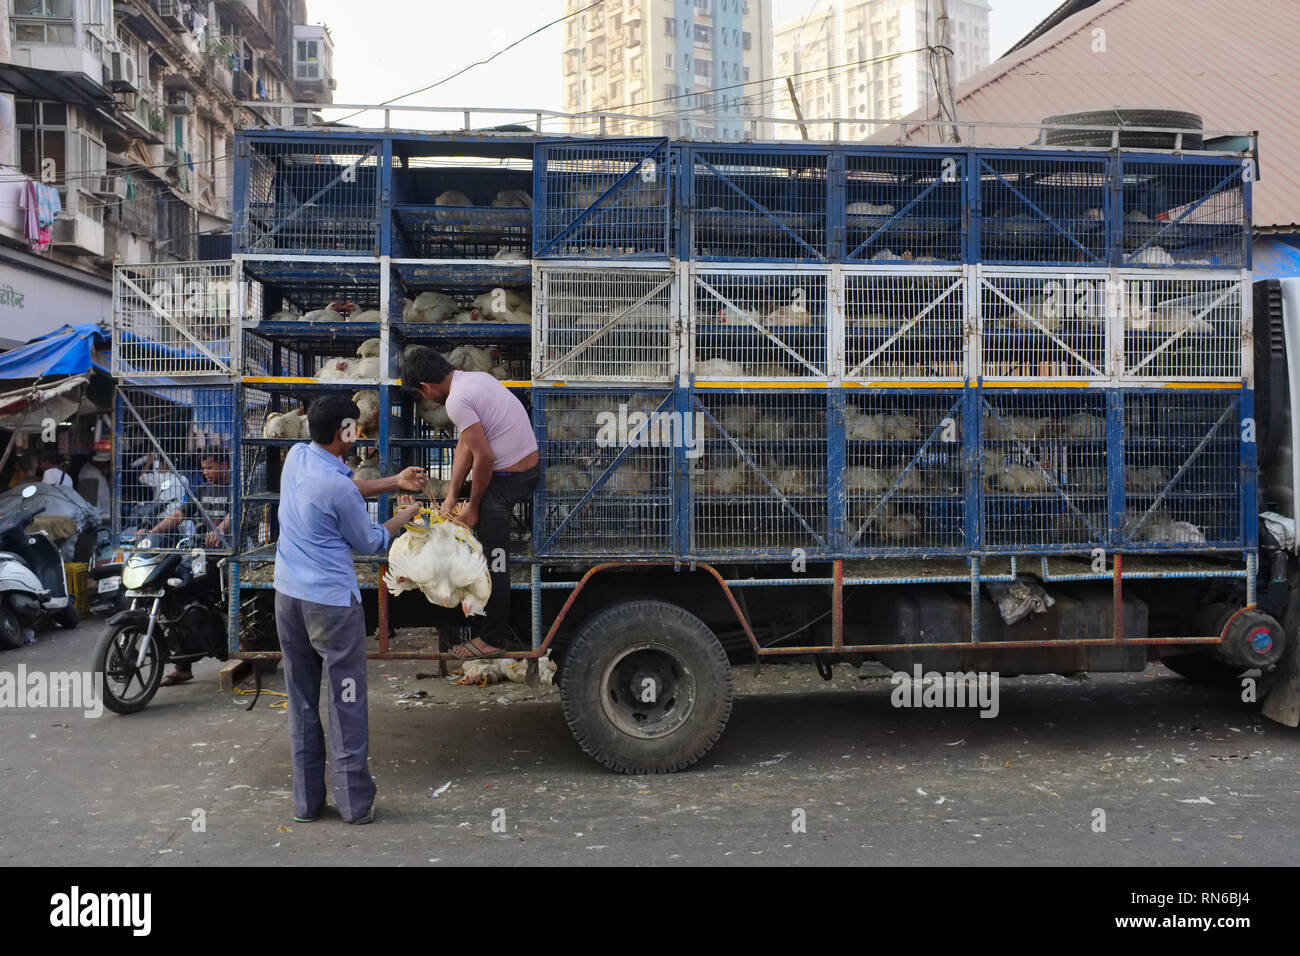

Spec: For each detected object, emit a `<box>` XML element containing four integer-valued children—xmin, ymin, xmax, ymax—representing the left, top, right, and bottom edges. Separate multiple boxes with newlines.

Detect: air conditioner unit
<box><xmin>110</xmin><ymin>51</ymin><xmax>138</xmax><ymax>92</ymax></box>
<box><xmin>327</xmin><ymin>78</ymin><xmax>337</xmax><ymax>90</ymax></box>
<box><xmin>93</xmin><ymin>175</ymin><xmax>127</xmax><ymax>200</ymax></box>
<box><xmin>167</xmin><ymin>89</ymin><xmax>194</xmax><ymax>114</ymax></box>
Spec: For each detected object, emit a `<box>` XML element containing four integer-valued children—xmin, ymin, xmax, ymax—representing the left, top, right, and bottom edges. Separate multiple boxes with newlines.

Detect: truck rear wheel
<box><xmin>1161</xmin><ymin>653</ymin><xmax>1245</xmax><ymax>685</ymax></box>
<box><xmin>561</xmin><ymin>599</ymin><xmax>733</xmax><ymax>774</ymax></box>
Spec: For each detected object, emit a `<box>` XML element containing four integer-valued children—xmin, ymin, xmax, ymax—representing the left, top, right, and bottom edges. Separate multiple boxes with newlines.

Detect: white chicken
<box><xmin>491</xmin><ymin>189</ymin><xmax>532</xmax><ymax>208</ymax></box>
<box><xmin>435</xmin><ymin>189</ymin><xmax>473</xmax><ymax>207</ymax></box>
<box><xmin>417</xmin><ymin>399</ymin><xmax>452</xmax><ymax>432</ymax></box>
<box><xmin>697</xmin><ymin>465</ymin><xmax>752</xmax><ymax>495</ymax></box>
<box><xmin>545</xmin><ymin>463</ymin><xmax>589</xmax><ymax>493</ymax></box>
<box><xmin>1060</xmin><ymin>411</ymin><xmax>1103</xmax><ymax>439</ymax></box>
<box><xmin>268</xmin><ymin>309</ymin><xmax>301</xmax><ymax>322</ymax></box>
<box><xmin>1126</xmin><ymin>466</ymin><xmax>1170</xmax><ymax>493</ymax></box>
<box><xmin>407</xmin><ymin>291</ymin><xmax>458</xmax><ymax>324</ymax></box>
<box><xmin>697</xmin><ymin>357</ymin><xmax>746</xmax><ymax>378</ymax></box>
<box><xmin>984</xmin><ymin>413</ymin><xmax>1048</xmax><ymax>442</ymax></box>
<box><xmin>472</xmin><ymin>287</ymin><xmax>531</xmax><ymax>323</ymax></box>
<box><xmin>352</xmin><ymin>390</ymin><xmax>380</xmax><ymax>437</ymax></box>
<box><xmin>446</xmin><ymin>345</ymin><xmax>496</xmax><ymax>373</ymax></box>
<box><xmin>987</xmin><ymin>463</ymin><xmax>1050</xmax><ymax>494</ymax></box>
<box><xmin>317</xmin><ymin>355</ymin><xmax>379</xmax><ymax>381</ymax></box>
<box><xmin>348</xmin><ymin>447</ymin><xmax>381</xmax><ymax>482</ymax></box>
<box><xmin>384</xmin><ymin>516</ymin><xmax>493</xmax><ymax>616</ymax></box>
<box><xmin>764</xmin><ymin>302</ymin><xmax>812</xmax><ymax>327</ymax></box>
<box><xmin>356</xmin><ymin>338</ymin><xmax>381</xmax><ymax>359</ymax></box>
<box><xmin>264</xmin><ymin>409</ymin><xmax>307</xmax><ymax>440</ymax></box>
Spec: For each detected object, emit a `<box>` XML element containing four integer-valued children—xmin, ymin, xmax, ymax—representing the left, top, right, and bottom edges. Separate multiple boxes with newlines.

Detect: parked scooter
<box><xmin>91</xmin><ymin>536</ymin><xmax>231</xmax><ymax>714</ymax></box>
<box><xmin>0</xmin><ymin>485</ymin><xmax>79</xmax><ymax>650</ymax></box>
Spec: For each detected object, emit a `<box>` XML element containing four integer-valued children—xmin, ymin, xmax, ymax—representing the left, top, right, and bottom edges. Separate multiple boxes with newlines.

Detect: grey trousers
<box><xmin>274</xmin><ymin>592</ymin><xmax>375</xmax><ymax>822</ymax></box>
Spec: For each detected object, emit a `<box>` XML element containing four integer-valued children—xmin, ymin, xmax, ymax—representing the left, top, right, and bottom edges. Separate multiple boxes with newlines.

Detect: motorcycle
<box><xmin>91</xmin><ymin>536</ymin><xmax>231</xmax><ymax>714</ymax></box>
<box><xmin>0</xmin><ymin>485</ymin><xmax>79</xmax><ymax>650</ymax></box>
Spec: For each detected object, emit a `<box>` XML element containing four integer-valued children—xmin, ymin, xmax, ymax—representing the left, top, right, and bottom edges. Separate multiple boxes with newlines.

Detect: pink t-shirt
<box><xmin>445</xmin><ymin>371</ymin><xmax>538</xmax><ymax>470</ymax></box>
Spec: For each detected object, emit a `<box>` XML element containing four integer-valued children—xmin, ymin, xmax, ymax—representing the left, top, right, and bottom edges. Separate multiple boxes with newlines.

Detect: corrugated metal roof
<box><xmin>881</xmin><ymin>0</ymin><xmax>1300</xmax><ymax>231</ymax></box>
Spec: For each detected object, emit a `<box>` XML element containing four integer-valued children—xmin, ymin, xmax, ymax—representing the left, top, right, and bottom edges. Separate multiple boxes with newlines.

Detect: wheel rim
<box><xmin>599</xmin><ymin>642</ymin><xmax>696</xmax><ymax>740</ymax></box>
<box><xmin>103</xmin><ymin>628</ymin><xmax>160</xmax><ymax>705</ymax></box>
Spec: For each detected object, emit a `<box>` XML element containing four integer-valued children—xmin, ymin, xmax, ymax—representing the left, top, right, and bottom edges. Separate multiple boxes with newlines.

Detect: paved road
<box><xmin>1</xmin><ymin>616</ymin><xmax>1297</xmax><ymax>866</ymax></box>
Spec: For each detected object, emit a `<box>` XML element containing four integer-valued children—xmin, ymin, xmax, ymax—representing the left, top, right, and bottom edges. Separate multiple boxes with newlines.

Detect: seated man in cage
<box><xmin>137</xmin><ymin>450</ymin><xmax>233</xmax><ymax>687</ymax></box>
<box><xmin>400</xmin><ymin>346</ymin><xmax>539</xmax><ymax>660</ymax></box>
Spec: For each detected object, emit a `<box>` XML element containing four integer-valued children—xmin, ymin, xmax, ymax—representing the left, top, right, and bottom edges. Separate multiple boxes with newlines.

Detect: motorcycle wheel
<box><xmin>0</xmin><ymin>603</ymin><xmax>23</xmax><ymax>650</ymax></box>
<box><xmin>93</xmin><ymin>622</ymin><xmax>164</xmax><ymax>714</ymax></box>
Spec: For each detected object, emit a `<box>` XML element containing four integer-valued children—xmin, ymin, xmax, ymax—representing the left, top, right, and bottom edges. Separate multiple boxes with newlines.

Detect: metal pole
<box><xmin>934</xmin><ymin>0</ymin><xmax>961</xmax><ymax>144</ymax></box>
<box><xmin>785</xmin><ymin>78</ymin><xmax>810</xmax><ymax>141</ymax></box>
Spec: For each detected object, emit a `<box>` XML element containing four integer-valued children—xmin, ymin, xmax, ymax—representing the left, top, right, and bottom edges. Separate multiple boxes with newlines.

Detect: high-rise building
<box><xmin>0</xmin><ymin>1</ymin><xmax>335</xmax><ymax>348</ymax></box>
<box><xmin>773</xmin><ymin>0</ymin><xmax>989</xmax><ymax>141</ymax></box>
<box><xmin>562</xmin><ymin>0</ymin><xmax>773</xmax><ymax>140</ymax></box>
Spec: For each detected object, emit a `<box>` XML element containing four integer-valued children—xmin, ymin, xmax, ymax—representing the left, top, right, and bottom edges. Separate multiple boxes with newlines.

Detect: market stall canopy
<box><xmin>0</xmin><ymin>324</ymin><xmax>109</xmax><ymax>380</ymax></box>
<box><xmin>0</xmin><ymin>376</ymin><xmax>92</xmax><ymax>433</ymax></box>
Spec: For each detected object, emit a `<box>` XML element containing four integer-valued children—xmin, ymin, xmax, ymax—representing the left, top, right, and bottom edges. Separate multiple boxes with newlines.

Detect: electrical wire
<box><xmin>332</xmin><ymin>0</ymin><xmax>609</xmax><ymax>124</ymax></box>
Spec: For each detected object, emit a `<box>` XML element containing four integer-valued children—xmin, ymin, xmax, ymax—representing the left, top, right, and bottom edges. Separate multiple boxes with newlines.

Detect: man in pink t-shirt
<box><xmin>402</xmin><ymin>347</ymin><xmax>539</xmax><ymax>659</ymax></box>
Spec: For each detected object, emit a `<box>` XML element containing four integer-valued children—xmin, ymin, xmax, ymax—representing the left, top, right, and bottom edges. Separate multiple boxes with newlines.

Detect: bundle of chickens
<box><xmin>383</xmin><ymin>512</ymin><xmax>493</xmax><ymax>617</ymax></box>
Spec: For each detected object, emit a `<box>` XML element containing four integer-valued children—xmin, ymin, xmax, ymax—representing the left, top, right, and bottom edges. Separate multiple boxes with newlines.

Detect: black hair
<box><xmin>401</xmin><ymin>346</ymin><xmax>455</xmax><ymax>394</ymax></box>
<box><xmin>307</xmin><ymin>393</ymin><xmax>361</xmax><ymax>445</ymax></box>
<box><xmin>38</xmin><ymin>447</ymin><xmax>62</xmax><ymax>467</ymax></box>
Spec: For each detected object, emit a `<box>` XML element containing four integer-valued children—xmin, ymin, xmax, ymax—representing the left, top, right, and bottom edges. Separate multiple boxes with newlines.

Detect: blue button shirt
<box><xmin>273</xmin><ymin>442</ymin><xmax>390</xmax><ymax>607</ymax></box>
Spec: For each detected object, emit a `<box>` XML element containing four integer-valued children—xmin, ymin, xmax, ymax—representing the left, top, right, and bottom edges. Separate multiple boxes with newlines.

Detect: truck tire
<box><xmin>561</xmin><ymin>599</ymin><xmax>733</xmax><ymax>774</ymax></box>
<box><xmin>1041</xmin><ymin>109</ymin><xmax>1204</xmax><ymax>150</ymax></box>
<box><xmin>1161</xmin><ymin>653</ymin><xmax>1245</xmax><ymax>685</ymax></box>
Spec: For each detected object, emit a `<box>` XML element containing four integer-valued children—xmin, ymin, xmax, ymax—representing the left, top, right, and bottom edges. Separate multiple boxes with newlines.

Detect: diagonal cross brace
<box><xmin>117</xmin><ymin>271</ymin><xmax>231</xmax><ymax>375</ymax></box>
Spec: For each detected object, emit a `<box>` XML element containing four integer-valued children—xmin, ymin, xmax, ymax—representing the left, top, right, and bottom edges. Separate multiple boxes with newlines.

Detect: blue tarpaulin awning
<box><xmin>0</xmin><ymin>324</ymin><xmax>109</xmax><ymax>380</ymax></box>
<box><xmin>1253</xmin><ymin>236</ymin><xmax>1300</xmax><ymax>281</ymax></box>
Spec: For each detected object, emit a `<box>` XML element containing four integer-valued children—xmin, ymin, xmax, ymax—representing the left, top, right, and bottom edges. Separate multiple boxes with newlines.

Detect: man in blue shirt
<box><xmin>274</xmin><ymin>393</ymin><xmax>424</xmax><ymax>825</ymax></box>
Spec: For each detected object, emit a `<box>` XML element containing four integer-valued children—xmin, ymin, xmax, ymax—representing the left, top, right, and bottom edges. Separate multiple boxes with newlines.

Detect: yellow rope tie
<box><xmin>232</xmin><ymin>687</ymin><xmax>288</xmax><ymax>709</ymax></box>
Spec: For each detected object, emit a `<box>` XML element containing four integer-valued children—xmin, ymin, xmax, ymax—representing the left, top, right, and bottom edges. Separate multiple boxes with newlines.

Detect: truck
<box><xmin>108</xmin><ymin>107</ymin><xmax>1299</xmax><ymax>773</ymax></box>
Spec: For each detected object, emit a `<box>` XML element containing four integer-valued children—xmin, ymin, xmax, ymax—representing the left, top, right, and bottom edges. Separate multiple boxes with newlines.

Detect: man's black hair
<box><xmin>38</xmin><ymin>447</ymin><xmax>61</xmax><ymax>466</ymax></box>
<box><xmin>308</xmin><ymin>393</ymin><xmax>361</xmax><ymax>445</ymax></box>
<box><xmin>401</xmin><ymin>346</ymin><xmax>455</xmax><ymax>394</ymax></box>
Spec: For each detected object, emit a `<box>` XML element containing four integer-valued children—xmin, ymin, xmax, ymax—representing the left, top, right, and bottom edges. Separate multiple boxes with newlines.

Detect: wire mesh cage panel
<box><xmin>390</xmin><ymin>144</ymin><xmax>534</xmax><ymax>259</ymax></box>
<box><xmin>114</xmin><ymin>385</ymin><xmax>236</xmax><ymax>553</ymax></box>
<box><xmin>534</xmin><ymin>388</ymin><xmax>675</xmax><ymax>556</ymax></box>
<box><xmin>534</xmin><ymin>139</ymin><xmax>672</xmax><ymax>258</ymax></box>
<box><xmin>980</xmin><ymin>391</ymin><xmax>1109</xmax><ymax>552</ymax></box>
<box><xmin>844</xmin><ymin>390</ymin><xmax>966</xmax><ymax>554</ymax></box>
<box><xmin>1120</xmin><ymin>275</ymin><xmax>1244</xmax><ymax>381</ymax></box>
<box><xmin>1121</xmin><ymin>391</ymin><xmax>1244</xmax><ymax>549</ymax></box>
<box><xmin>1120</xmin><ymin>157</ymin><xmax>1248</xmax><ymax>268</ymax></box>
<box><xmin>692</xmin><ymin>269</ymin><xmax>828</xmax><ymax>379</ymax></box>
<box><xmin>979</xmin><ymin>271</ymin><xmax>1109</xmax><ymax>379</ymax></box>
<box><xmin>977</xmin><ymin>153</ymin><xmax>1109</xmax><ymax>266</ymax></box>
<box><xmin>844</xmin><ymin>150</ymin><xmax>965</xmax><ymax>263</ymax></box>
<box><xmin>113</xmin><ymin>262</ymin><xmax>249</xmax><ymax>378</ymax></box>
<box><xmin>236</xmin><ymin>136</ymin><xmax>383</xmax><ymax>255</ymax></box>
<box><xmin>534</xmin><ymin>267</ymin><xmax>676</xmax><ymax>382</ymax></box>
<box><xmin>691</xmin><ymin>391</ymin><xmax>828</xmax><ymax>555</ymax></box>
<box><xmin>843</xmin><ymin>270</ymin><xmax>965</xmax><ymax>380</ymax></box>
<box><xmin>690</xmin><ymin>147</ymin><xmax>829</xmax><ymax>261</ymax></box>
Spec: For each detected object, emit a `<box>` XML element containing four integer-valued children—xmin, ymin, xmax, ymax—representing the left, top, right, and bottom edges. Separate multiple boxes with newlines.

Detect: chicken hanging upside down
<box><xmin>382</xmin><ymin>511</ymin><xmax>494</xmax><ymax>617</ymax></box>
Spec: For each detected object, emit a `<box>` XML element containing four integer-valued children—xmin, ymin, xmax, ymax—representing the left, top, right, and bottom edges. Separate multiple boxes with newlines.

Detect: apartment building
<box><xmin>773</xmin><ymin>0</ymin><xmax>989</xmax><ymax>140</ymax></box>
<box><xmin>0</xmin><ymin>1</ymin><xmax>334</xmax><ymax>348</ymax></box>
<box><xmin>562</xmin><ymin>0</ymin><xmax>773</xmax><ymax>140</ymax></box>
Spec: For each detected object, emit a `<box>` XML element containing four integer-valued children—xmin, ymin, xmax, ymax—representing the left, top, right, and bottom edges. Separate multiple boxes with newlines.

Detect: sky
<box><xmin>304</xmin><ymin>0</ymin><xmax>1063</xmax><ymax>124</ymax></box>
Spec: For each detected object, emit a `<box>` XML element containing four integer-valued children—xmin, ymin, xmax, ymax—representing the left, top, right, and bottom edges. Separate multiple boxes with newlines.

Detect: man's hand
<box><xmin>458</xmin><ymin>502</ymin><xmax>479</xmax><ymax>528</ymax></box>
<box><xmin>205</xmin><ymin>530</ymin><xmax>223</xmax><ymax>549</ymax></box>
<box><xmin>440</xmin><ymin>494</ymin><xmax>458</xmax><ymax>518</ymax></box>
<box><xmin>395</xmin><ymin>466</ymin><xmax>426</xmax><ymax>492</ymax></box>
<box><xmin>393</xmin><ymin>502</ymin><xmax>421</xmax><ymax>526</ymax></box>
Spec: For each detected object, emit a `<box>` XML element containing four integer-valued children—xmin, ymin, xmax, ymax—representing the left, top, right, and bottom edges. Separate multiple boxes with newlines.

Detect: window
<box><xmin>694</xmin><ymin>24</ymin><xmax>711</xmax><ymax>45</ymax></box>
<box><xmin>664</xmin><ymin>16</ymin><xmax>675</xmax><ymax>36</ymax></box>
<box><xmin>11</xmin><ymin>0</ymin><xmax>74</xmax><ymax>44</ymax></box>
<box><xmin>695</xmin><ymin>57</ymin><xmax>711</xmax><ymax>79</ymax></box>
<box><xmin>665</xmin><ymin>53</ymin><xmax>674</xmax><ymax>68</ymax></box>
<box><xmin>16</xmin><ymin>98</ymin><xmax>105</xmax><ymax>218</ymax></box>
<box><xmin>694</xmin><ymin>0</ymin><xmax>711</xmax><ymax>11</ymax></box>
<box><xmin>631</xmin><ymin>55</ymin><xmax>641</xmax><ymax>74</ymax></box>
<box><xmin>295</xmin><ymin>39</ymin><xmax>320</xmax><ymax>80</ymax></box>
<box><xmin>742</xmin><ymin>31</ymin><xmax>751</xmax><ymax>51</ymax></box>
